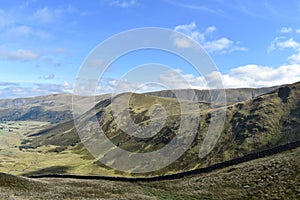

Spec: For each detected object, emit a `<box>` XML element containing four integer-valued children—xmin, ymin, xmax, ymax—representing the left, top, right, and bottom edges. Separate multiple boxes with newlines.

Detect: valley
<box><xmin>0</xmin><ymin>82</ymin><xmax>299</xmax><ymax>177</ymax></box>
<box><xmin>0</xmin><ymin>82</ymin><xmax>299</xmax><ymax>199</ymax></box>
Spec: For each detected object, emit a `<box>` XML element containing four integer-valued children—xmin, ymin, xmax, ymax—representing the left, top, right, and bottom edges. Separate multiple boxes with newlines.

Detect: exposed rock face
<box><xmin>147</xmin><ymin>87</ymin><xmax>277</xmax><ymax>103</ymax></box>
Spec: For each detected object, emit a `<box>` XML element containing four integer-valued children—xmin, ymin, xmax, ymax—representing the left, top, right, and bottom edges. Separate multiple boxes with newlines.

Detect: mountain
<box><xmin>17</xmin><ymin>81</ymin><xmax>300</xmax><ymax>176</ymax></box>
<box><xmin>0</xmin><ymin>94</ymin><xmax>110</xmax><ymax>124</ymax></box>
<box><xmin>147</xmin><ymin>86</ymin><xmax>277</xmax><ymax>103</ymax></box>
<box><xmin>0</xmin><ymin>86</ymin><xmax>277</xmax><ymax>124</ymax></box>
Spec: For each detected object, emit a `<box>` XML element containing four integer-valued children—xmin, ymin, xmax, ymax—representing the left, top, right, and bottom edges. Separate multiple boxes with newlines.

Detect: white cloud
<box><xmin>173</xmin><ymin>37</ymin><xmax>197</xmax><ymax>49</ymax></box>
<box><xmin>202</xmin><ymin>37</ymin><xmax>247</xmax><ymax>54</ymax></box>
<box><xmin>0</xmin><ymin>82</ymin><xmax>73</xmax><ymax>98</ymax></box>
<box><xmin>203</xmin><ymin>37</ymin><xmax>233</xmax><ymax>52</ymax></box>
<box><xmin>163</xmin><ymin>0</ymin><xmax>221</xmax><ymax>15</ymax></box>
<box><xmin>227</xmin><ymin>64</ymin><xmax>300</xmax><ymax>87</ymax></box>
<box><xmin>31</xmin><ymin>5</ymin><xmax>77</xmax><ymax>24</ymax></box>
<box><xmin>289</xmin><ymin>52</ymin><xmax>300</xmax><ymax>64</ymax></box>
<box><xmin>164</xmin><ymin>64</ymin><xmax>300</xmax><ymax>89</ymax></box>
<box><xmin>205</xmin><ymin>26</ymin><xmax>216</xmax><ymax>34</ymax></box>
<box><xmin>276</xmin><ymin>38</ymin><xmax>300</xmax><ymax>49</ymax></box>
<box><xmin>4</xmin><ymin>25</ymin><xmax>51</xmax><ymax>39</ymax></box>
<box><xmin>269</xmin><ymin>34</ymin><xmax>300</xmax><ymax>65</ymax></box>
<box><xmin>31</xmin><ymin>7</ymin><xmax>54</xmax><ymax>24</ymax></box>
<box><xmin>175</xmin><ymin>22</ymin><xmax>196</xmax><ymax>32</ymax></box>
<box><xmin>174</xmin><ymin>22</ymin><xmax>206</xmax><ymax>43</ymax></box>
<box><xmin>173</xmin><ymin>22</ymin><xmax>247</xmax><ymax>54</ymax></box>
<box><xmin>296</xmin><ymin>29</ymin><xmax>300</xmax><ymax>34</ymax></box>
<box><xmin>109</xmin><ymin>0</ymin><xmax>138</xmax><ymax>8</ymax></box>
<box><xmin>94</xmin><ymin>63</ymin><xmax>300</xmax><ymax>94</ymax></box>
<box><xmin>269</xmin><ymin>37</ymin><xmax>300</xmax><ymax>52</ymax></box>
<box><xmin>280</xmin><ymin>27</ymin><xmax>293</xmax><ymax>33</ymax></box>
<box><xmin>0</xmin><ymin>49</ymin><xmax>39</xmax><ymax>61</ymax></box>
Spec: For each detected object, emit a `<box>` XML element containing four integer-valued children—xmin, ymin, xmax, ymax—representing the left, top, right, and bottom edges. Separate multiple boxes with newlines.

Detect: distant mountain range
<box><xmin>0</xmin><ymin>94</ymin><xmax>110</xmax><ymax>124</ymax></box>
<box><xmin>0</xmin><ymin>86</ymin><xmax>276</xmax><ymax>124</ymax></box>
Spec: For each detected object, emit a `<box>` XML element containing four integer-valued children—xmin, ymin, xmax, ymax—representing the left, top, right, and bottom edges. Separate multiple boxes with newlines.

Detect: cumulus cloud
<box><xmin>173</xmin><ymin>22</ymin><xmax>247</xmax><ymax>54</ymax></box>
<box><xmin>224</xmin><ymin>64</ymin><xmax>300</xmax><ymax>87</ymax></box>
<box><xmin>157</xmin><ymin>64</ymin><xmax>299</xmax><ymax>89</ymax></box>
<box><xmin>269</xmin><ymin>37</ymin><xmax>300</xmax><ymax>52</ymax></box>
<box><xmin>95</xmin><ymin>62</ymin><xmax>300</xmax><ymax>94</ymax></box>
<box><xmin>166</xmin><ymin>64</ymin><xmax>300</xmax><ymax>89</ymax></box>
<box><xmin>269</xmin><ymin>32</ymin><xmax>300</xmax><ymax>64</ymax></box>
<box><xmin>202</xmin><ymin>38</ymin><xmax>247</xmax><ymax>54</ymax></box>
<box><xmin>0</xmin><ymin>49</ymin><xmax>39</xmax><ymax>61</ymax></box>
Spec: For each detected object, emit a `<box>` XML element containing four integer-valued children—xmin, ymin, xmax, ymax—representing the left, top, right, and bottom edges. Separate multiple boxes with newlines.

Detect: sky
<box><xmin>0</xmin><ymin>0</ymin><xmax>300</xmax><ymax>98</ymax></box>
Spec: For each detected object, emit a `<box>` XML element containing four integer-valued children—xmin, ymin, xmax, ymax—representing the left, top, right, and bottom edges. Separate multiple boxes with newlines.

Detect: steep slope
<box><xmin>18</xmin><ymin>82</ymin><xmax>300</xmax><ymax>176</ymax></box>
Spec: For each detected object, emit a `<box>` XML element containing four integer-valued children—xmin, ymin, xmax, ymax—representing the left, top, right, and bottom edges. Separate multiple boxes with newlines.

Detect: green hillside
<box><xmin>17</xmin><ymin>82</ymin><xmax>300</xmax><ymax>177</ymax></box>
<box><xmin>1</xmin><ymin>144</ymin><xmax>299</xmax><ymax>199</ymax></box>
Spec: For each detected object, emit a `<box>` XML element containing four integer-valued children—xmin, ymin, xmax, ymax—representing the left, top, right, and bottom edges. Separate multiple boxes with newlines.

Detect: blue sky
<box><xmin>0</xmin><ymin>0</ymin><xmax>300</xmax><ymax>98</ymax></box>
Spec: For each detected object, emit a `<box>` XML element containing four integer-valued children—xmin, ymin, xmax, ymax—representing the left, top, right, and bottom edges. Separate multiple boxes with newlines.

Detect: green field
<box><xmin>0</xmin><ymin>120</ymin><xmax>118</xmax><ymax>177</ymax></box>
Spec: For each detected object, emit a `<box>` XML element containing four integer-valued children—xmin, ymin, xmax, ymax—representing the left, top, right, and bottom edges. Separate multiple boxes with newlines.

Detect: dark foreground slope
<box><xmin>1</xmin><ymin>145</ymin><xmax>299</xmax><ymax>200</ymax></box>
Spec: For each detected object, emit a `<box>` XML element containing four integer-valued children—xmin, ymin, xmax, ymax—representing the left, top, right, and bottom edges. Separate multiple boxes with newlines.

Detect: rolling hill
<box><xmin>0</xmin><ymin>94</ymin><xmax>111</xmax><ymax>124</ymax></box>
<box><xmin>15</xmin><ymin>82</ymin><xmax>300</xmax><ymax>177</ymax></box>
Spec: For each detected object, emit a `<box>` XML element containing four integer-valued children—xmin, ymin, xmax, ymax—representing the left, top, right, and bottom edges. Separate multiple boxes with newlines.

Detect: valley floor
<box><xmin>0</xmin><ymin>145</ymin><xmax>299</xmax><ymax>199</ymax></box>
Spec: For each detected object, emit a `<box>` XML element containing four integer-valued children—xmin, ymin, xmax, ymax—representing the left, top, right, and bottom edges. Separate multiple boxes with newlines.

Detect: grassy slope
<box><xmin>17</xmin><ymin>82</ymin><xmax>300</xmax><ymax>177</ymax></box>
<box><xmin>0</xmin><ymin>145</ymin><xmax>299</xmax><ymax>199</ymax></box>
